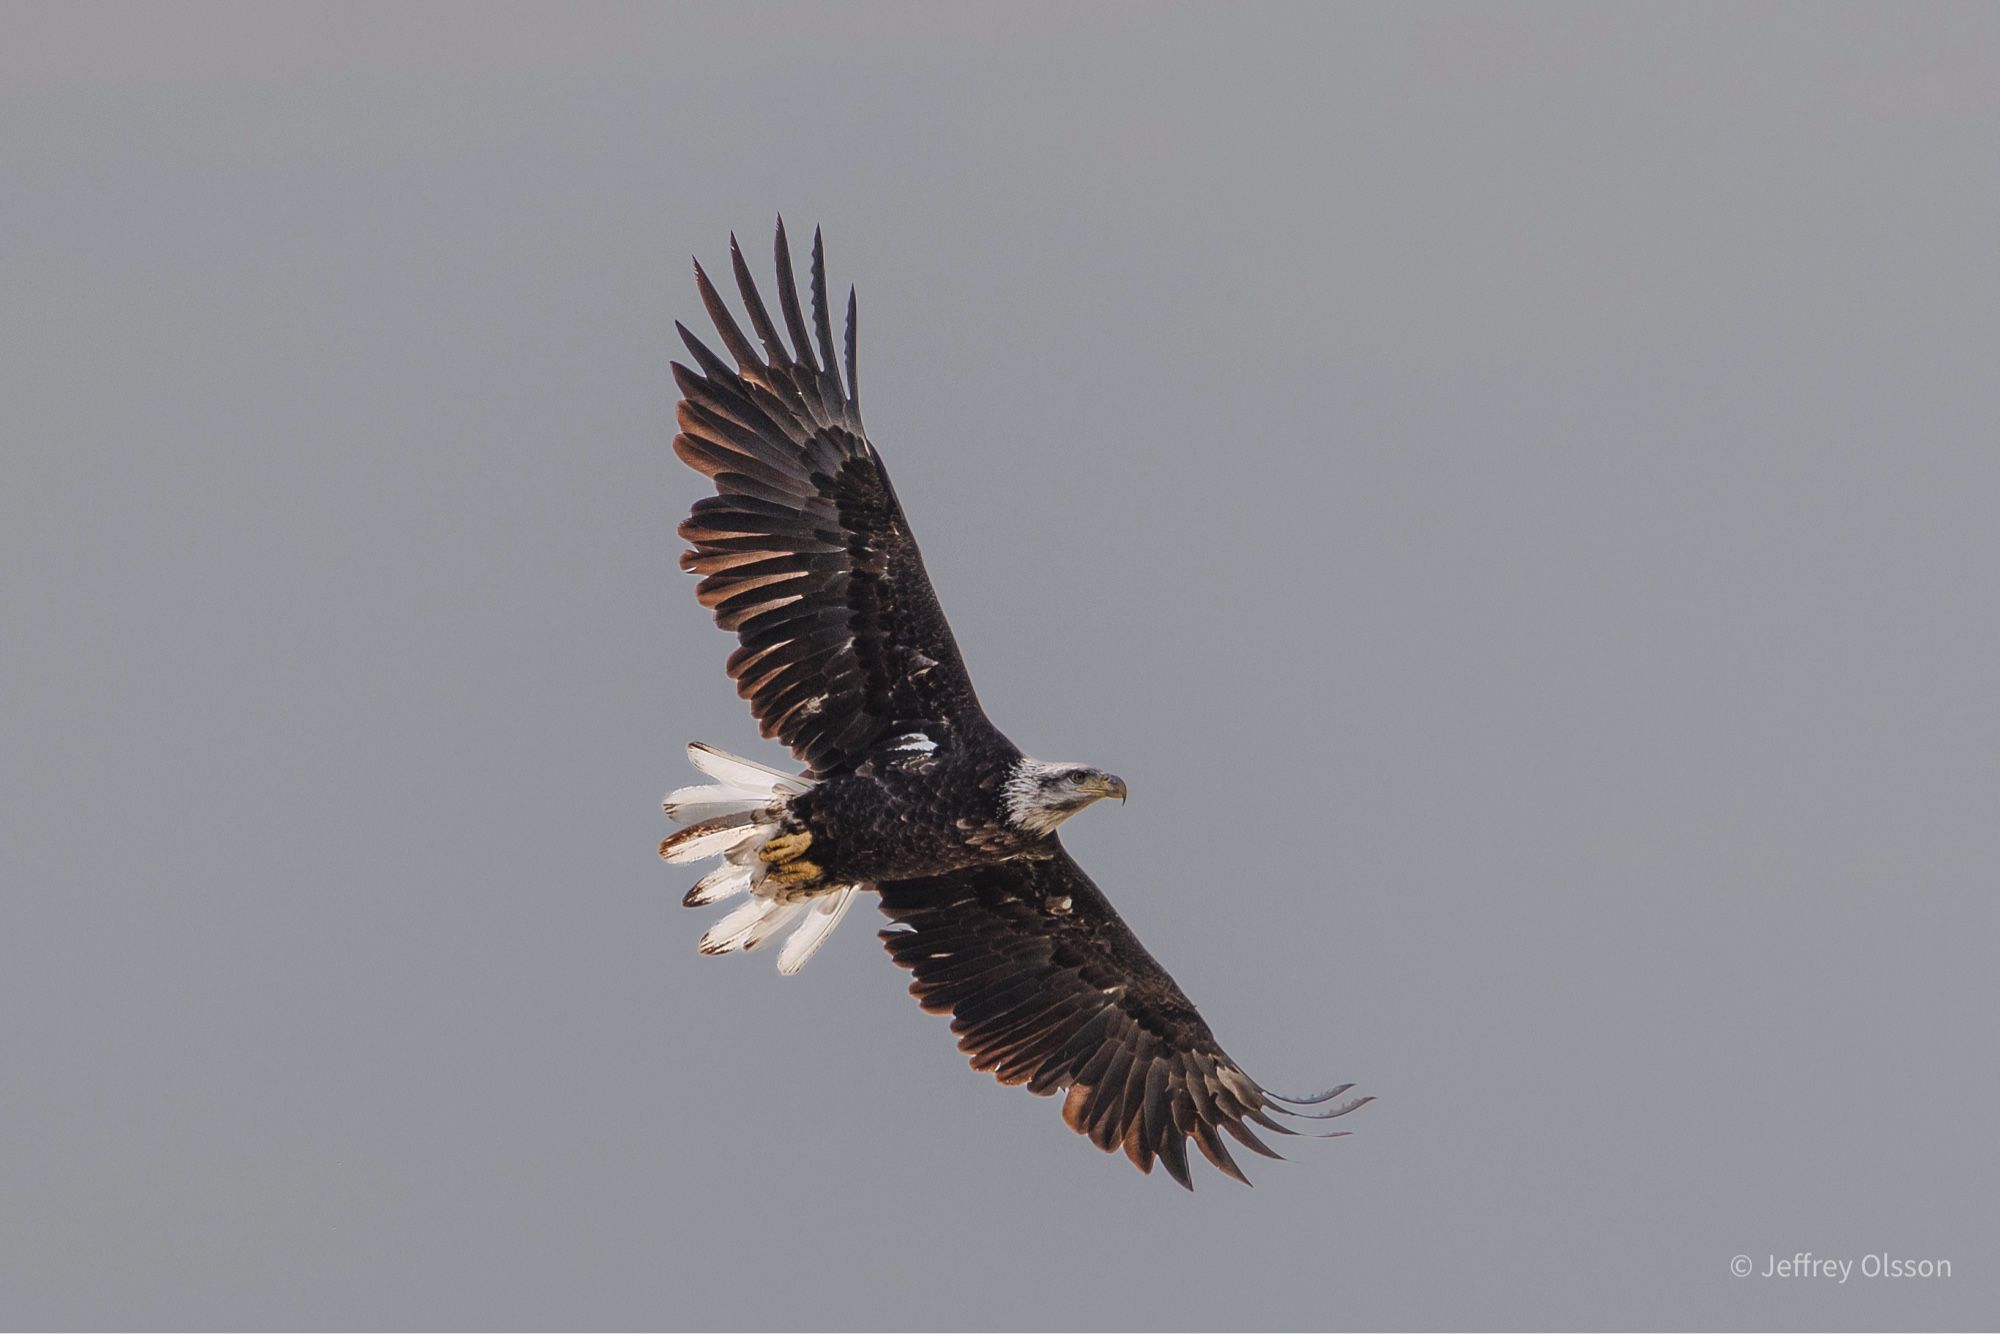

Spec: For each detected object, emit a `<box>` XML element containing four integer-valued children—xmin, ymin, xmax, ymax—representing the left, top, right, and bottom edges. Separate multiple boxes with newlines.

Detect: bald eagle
<box><xmin>661</xmin><ymin>222</ymin><xmax>1370</xmax><ymax>1188</ymax></box>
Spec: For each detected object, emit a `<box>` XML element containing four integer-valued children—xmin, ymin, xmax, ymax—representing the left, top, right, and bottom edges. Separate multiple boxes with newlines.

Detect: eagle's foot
<box><xmin>763</xmin><ymin>857</ymin><xmax>825</xmax><ymax>890</ymax></box>
<box><xmin>758</xmin><ymin>830</ymin><xmax>813</xmax><ymax>865</ymax></box>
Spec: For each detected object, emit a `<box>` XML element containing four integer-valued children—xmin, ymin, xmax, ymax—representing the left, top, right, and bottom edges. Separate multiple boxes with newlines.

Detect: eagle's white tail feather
<box><xmin>687</xmin><ymin>741</ymin><xmax>813</xmax><ymax>795</ymax></box>
<box><xmin>665</xmin><ymin>776</ymin><xmax>764</xmax><ymax>804</ymax></box>
<box><xmin>776</xmin><ymin>887</ymin><xmax>857</xmax><ymax>975</ymax></box>
<box><xmin>698</xmin><ymin>895</ymin><xmax>782</xmax><ymax>954</ymax></box>
<box><xmin>684</xmin><ymin>862</ymin><xmax>753</xmax><ymax>907</ymax></box>
<box><xmin>657</xmin><ymin>818</ymin><xmax>764</xmax><ymax>865</ymax></box>
<box><xmin>663</xmin><ymin>793</ymin><xmax>773</xmax><ymax>825</ymax></box>
<box><xmin>741</xmin><ymin>901</ymin><xmax>807</xmax><ymax>952</ymax></box>
<box><xmin>665</xmin><ymin>742</ymin><xmax>860</xmax><ymax>973</ymax></box>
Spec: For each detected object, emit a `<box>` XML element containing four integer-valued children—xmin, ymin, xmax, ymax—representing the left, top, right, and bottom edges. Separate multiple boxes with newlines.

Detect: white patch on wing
<box><xmin>889</xmin><ymin>732</ymin><xmax>937</xmax><ymax>753</ymax></box>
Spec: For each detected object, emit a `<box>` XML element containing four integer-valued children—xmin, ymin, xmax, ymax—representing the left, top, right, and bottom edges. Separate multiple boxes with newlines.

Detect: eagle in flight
<box><xmin>661</xmin><ymin>222</ymin><xmax>1370</xmax><ymax>1188</ymax></box>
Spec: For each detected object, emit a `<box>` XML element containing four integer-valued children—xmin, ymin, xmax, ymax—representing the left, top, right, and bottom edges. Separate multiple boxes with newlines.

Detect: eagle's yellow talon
<box><xmin>759</xmin><ymin>831</ymin><xmax>813</xmax><ymax>865</ymax></box>
<box><xmin>765</xmin><ymin>858</ymin><xmax>823</xmax><ymax>888</ymax></box>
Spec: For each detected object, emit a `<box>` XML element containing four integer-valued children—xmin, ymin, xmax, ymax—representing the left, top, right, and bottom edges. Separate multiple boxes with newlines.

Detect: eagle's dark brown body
<box><xmin>780</xmin><ymin>725</ymin><xmax>1035</xmax><ymax>886</ymax></box>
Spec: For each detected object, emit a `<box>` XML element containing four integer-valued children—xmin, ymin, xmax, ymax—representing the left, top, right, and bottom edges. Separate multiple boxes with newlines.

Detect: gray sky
<box><xmin>4</xmin><ymin>3</ymin><xmax>1997</xmax><ymax>1329</ymax></box>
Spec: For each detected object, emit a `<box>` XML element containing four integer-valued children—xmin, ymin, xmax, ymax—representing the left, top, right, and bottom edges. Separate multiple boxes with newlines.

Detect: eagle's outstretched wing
<box><xmin>672</xmin><ymin>222</ymin><xmax>987</xmax><ymax>776</ymax></box>
<box><xmin>878</xmin><ymin>847</ymin><xmax>1372</xmax><ymax>1189</ymax></box>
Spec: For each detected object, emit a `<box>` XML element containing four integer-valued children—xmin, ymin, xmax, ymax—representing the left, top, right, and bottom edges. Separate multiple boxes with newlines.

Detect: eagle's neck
<box><xmin>1001</xmin><ymin>757</ymin><xmax>1085</xmax><ymax>836</ymax></box>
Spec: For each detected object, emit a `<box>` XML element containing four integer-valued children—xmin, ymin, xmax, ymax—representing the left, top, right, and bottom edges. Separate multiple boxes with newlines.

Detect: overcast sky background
<box><xmin>5</xmin><ymin>3</ymin><xmax>1997</xmax><ymax>1329</ymax></box>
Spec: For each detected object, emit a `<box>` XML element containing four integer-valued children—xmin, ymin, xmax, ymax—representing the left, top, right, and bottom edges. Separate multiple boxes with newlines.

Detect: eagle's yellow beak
<box><xmin>1082</xmin><ymin>773</ymin><xmax>1128</xmax><ymax>804</ymax></box>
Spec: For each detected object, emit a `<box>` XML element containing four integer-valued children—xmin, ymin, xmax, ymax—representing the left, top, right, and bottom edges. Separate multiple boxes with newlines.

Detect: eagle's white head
<box><xmin>1002</xmin><ymin>758</ymin><xmax>1128</xmax><ymax>836</ymax></box>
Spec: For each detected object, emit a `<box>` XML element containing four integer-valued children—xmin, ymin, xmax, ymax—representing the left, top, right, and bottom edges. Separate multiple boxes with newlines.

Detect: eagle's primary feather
<box><xmin>673</xmin><ymin>223</ymin><xmax>987</xmax><ymax>778</ymax></box>
<box><xmin>663</xmin><ymin>221</ymin><xmax>1370</xmax><ymax>1187</ymax></box>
